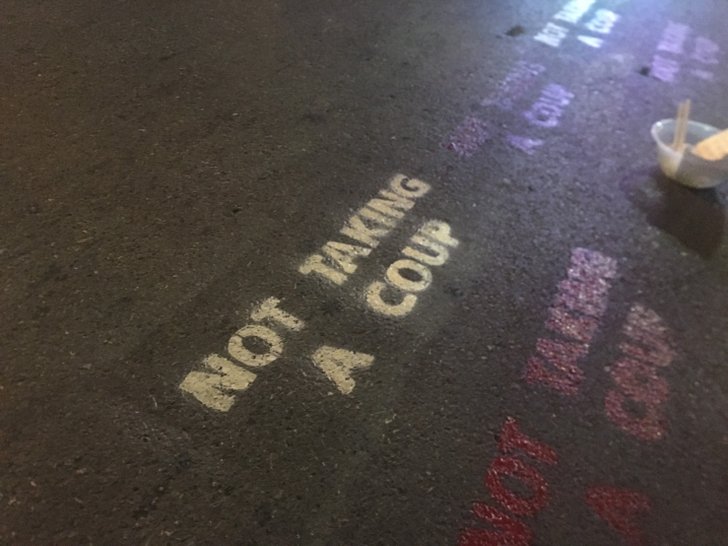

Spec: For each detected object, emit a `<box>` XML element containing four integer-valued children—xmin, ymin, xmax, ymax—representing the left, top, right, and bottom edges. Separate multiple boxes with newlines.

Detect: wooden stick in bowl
<box><xmin>671</xmin><ymin>101</ymin><xmax>683</xmax><ymax>150</ymax></box>
<box><xmin>672</xmin><ymin>99</ymin><xmax>691</xmax><ymax>152</ymax></box>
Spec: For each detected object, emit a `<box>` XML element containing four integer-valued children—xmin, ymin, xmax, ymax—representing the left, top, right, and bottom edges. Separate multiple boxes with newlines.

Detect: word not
<box><xmin>534</xmin><ymin>0</ymin><xmax>619</xmax><ymax>49</ymax></box>
<box><xmin>523</xmin><ymin>83</ymin><xmax>575</xmax><ymax>129</ymax></box>
<box><xmin>365</xmin><ymin>220</ymin><xmax>459</xmax><ymax>317</ymax></box>
<box><xmin>180</xmin><ymin>297</ymin><xmax>305</xmax><ymax>411</ymax></box>
<box><xmin>299</xmin><ymin>174</ymin><xmax>431</xmax><ymax>285</ymax></box>
<box><xmin>481</xmin><ymin>61</ymin><xmax>545</xmax><ymax>111</ymax></box>
<box><xmin>605</xmin><ymin>304</ymin><xmax>676</xmax><ymax>441</ymax></box>
<box><xmin>651</xmin><ymin>22</ymin><xmax>720</xmax><ymax>83</ymax></box>
<box><xmin>524</xmin><ymin>248</ymin><xmax>618</xmax><ymax>395</ymax></box>
<box><xmin>459</xmin><ymin>418</ymin><xmax>557</xmax><ymax>545</ymax></box>
<box><xmin>533</xmin><ymin>23</ymin><xmax>570</xmax><ymax>49</ymax></box>
<box><xmin>458</xmin><ymin>418</ymin><xmax>652</xmax><ymax>545</ymax></box>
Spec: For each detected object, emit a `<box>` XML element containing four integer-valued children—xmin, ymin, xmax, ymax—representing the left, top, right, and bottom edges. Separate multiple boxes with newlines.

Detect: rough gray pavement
<box><xmin>1</xmin><ymin>0</ymin><xmax>727</xmax><ymax>544</ymax></box>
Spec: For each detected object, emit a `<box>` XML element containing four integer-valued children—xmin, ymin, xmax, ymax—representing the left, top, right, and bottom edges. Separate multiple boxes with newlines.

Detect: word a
<box><xmin>366</xmin><ymin>220</ymin><xmax>459</xmax><ymax>317</ymax></box>
<box><xmin>524</xmin><ymin>248</ymin><xmax>617</xmax><ymax>395</ymax></box>
<box><xmin>299</xmin><ymin>174</ymin><xmax>430</xmax><ymax>284</ymax></box>
<box><xmin>605</xmin><ymin>304</ymin><xmax>676</xmax><ymax>441</ymax></box>
<box><xmin>586</xmin><ymin>486</ymin><xmax>651</xmax><ymax>546</ymax></box>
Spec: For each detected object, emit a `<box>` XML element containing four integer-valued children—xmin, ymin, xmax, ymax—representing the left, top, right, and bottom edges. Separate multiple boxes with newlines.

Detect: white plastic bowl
<box><xmin>651</xmin><ymin>119</ymin><xmax>728</xmax><ymax>189</ymax></box>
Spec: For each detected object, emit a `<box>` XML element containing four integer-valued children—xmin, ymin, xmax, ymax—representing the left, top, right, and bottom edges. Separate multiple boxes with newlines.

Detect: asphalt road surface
<box><xmin>2</xmin><ymin>0</ymin><xmax>728</xmax><ymax>544</ymax></box>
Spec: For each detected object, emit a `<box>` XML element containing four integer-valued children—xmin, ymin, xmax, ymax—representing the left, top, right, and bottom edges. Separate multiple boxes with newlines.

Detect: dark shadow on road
<box><xmin>621</xmin><ymin>168</ymin><xmax>726</xmax><ymax>258</ymax></box>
